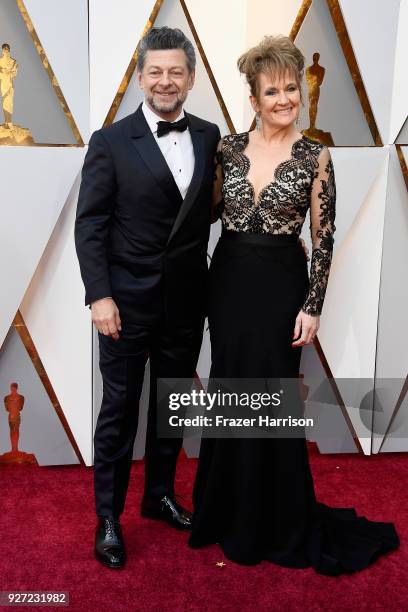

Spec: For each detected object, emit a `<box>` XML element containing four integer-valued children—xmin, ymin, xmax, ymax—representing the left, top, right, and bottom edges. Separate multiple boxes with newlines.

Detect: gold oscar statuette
<box><xmin>302</xmin><ymin>52</ymin><xmax>334</xmax><ymax>146</ymax></box>
<box><xmin>0</xmin><ymin>382</ymin><xmax>37</xmax><ymax>464</ymax></box>
<box><xmin>0</xmin><ymin>42</ymin><xmax>34</xmax><ymax>145</ymax></box>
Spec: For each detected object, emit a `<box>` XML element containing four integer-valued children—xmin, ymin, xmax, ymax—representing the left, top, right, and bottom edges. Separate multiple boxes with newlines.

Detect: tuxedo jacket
<box><xmin>75</xmin><ymin>103</ymin><xmax>220</xmax><ymax>328</ymax></box>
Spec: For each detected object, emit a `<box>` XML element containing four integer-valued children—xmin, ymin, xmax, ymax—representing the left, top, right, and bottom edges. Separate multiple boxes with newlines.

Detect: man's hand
<box><xmin>299</xmin><ymin>237</ymin><xmax>310</xmax><ymax>260</ymax></box>
<box><xmin>91</xmin><ymin>297</ymin><xmax>122</xmax><ymax>340</ymax></box>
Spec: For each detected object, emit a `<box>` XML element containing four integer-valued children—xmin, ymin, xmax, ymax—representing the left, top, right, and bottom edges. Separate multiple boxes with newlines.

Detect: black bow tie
<box><xmin>156</xmin><ymin>116</ymin><xmax>189</xmax><ymax>138</ymax></box>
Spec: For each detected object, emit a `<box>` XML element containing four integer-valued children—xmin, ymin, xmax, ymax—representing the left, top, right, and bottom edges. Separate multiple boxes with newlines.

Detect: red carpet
<box><xmin>1</xmin><ymin>443</ymin><xmax>406</xmax><ymax>612</ymax></box>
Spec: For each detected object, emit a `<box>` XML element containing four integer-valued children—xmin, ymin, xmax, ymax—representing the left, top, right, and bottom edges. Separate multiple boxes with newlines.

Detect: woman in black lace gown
<box><xmin>188</xmin><ymin>36</ymin><xmax>399</xmax><ymax>575</ymax></box>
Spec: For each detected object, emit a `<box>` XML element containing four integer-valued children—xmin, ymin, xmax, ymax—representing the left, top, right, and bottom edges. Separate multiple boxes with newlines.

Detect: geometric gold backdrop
<box><xmin>0</xmin><ymin>0</ymin><xmax>407</xmax><ymax>465</ymax></box>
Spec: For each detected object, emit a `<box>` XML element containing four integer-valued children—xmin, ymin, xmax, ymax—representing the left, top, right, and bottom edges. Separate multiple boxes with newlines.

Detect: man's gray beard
<box><xmin>147</xmin><ymin>93</ymin><xmax>186</xmax><ymax>115</ymax></box>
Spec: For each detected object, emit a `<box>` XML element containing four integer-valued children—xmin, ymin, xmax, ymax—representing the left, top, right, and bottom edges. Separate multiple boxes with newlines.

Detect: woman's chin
<box><xmin>269</xmin><ymin>118</ymin><xmax>295</xmax><ymax>129</ymax></box>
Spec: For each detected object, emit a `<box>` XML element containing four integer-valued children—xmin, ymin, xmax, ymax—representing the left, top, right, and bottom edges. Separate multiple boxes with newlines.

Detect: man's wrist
<box><xmin>91</xmin><ymin>296</ymin><xmax>112</xmax><ymax>305</ymax></box>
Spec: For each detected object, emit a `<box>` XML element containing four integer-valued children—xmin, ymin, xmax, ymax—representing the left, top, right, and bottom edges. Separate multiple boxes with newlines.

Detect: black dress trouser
<box><xmin>94</xmin><ymin>317</ymin><xmax>204</xmax><ymax>518</ymax></box>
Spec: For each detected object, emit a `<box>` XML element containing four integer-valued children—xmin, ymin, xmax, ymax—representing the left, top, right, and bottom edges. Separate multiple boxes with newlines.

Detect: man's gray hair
<box><xmin>136</xmin><ymin>26</ymin><xmax>196</xmax><ymax>73</ymax></box>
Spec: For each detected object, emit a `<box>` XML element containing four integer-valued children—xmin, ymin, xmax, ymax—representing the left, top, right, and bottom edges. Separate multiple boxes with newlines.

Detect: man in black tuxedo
<box><xmin>75</xmin><ymin>26</ymin><xmax>220</xmax><ymax>569</ymax></box>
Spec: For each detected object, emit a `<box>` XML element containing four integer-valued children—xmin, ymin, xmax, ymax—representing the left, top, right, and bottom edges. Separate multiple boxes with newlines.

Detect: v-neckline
<box><xmin>241</xmin><ymin>132</ymin><xmax>305</xmax><ymax>206</ymax></box>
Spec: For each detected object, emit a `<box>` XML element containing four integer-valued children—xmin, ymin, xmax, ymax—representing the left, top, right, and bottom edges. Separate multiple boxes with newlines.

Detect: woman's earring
<box><xmin>255</xmin><ymin>112</ymin><xmax>262</xmax><ymax>130</ymax></box>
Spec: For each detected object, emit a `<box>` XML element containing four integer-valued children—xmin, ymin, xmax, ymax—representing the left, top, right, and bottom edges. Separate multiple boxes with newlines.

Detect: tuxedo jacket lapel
<box><xmin>129</xmin><ymin>104</ymin><xmax>206</xmax><ymax>244</ymax></box>
<box><xmin>166</xmin><ymin>113</ymin><xmax>206</xmax><ymax>245</ymax></box>
<box><xmin>130</xmin><ymin>104</ymin><xmax>183</xmax><ymax>208</ymax></box>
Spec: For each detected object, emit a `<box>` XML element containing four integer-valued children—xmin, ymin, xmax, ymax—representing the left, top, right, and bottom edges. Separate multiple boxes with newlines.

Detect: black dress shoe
<box><xmin>94</xmin><ymin>517</ymin><xmax>126</xmax><ymax>569</ymax></box>
<box><xmin>141</xmin><ymin>495</ymin><xmax>192</xmax><ymax>531</ymax></box>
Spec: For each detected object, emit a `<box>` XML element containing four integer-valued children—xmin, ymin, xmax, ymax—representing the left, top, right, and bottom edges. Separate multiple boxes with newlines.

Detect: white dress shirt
<box><xmin>142</xmin><ymin>101</ymin><xmax>195</xmax><ymax>199</ymax></box>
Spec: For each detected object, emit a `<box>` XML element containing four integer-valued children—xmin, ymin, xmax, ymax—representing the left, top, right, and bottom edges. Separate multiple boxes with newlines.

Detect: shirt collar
<box><xmin>142</xmin><ymin>101</ymin><xmax>185</xmax><ymax>134</ymax></box>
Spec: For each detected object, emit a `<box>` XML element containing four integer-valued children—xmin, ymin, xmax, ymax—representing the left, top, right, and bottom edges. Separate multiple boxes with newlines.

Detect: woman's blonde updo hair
<box><xmin>237</xmin><ymin>35</ymin><xmax>305</xmax><ymax>101</ymax></box>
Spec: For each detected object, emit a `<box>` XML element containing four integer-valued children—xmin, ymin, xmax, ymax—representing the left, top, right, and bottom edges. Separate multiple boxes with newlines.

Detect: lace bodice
<box><xmin>214</xmin><ymin>132</ymin><xmax>336</xmax><ymax>316</ymax></box>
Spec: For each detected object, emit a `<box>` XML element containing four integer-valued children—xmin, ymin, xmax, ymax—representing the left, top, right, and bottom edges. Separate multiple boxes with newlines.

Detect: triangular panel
<box><xmin>20</xmin><ymin>176</ymin><xmax>93</xmax><ymax>466</ymax></box>
<box><xmin>0</xmin><ymin>0</ymin><xmax>80</xmax><ymax>144</ymax></box>
<box><xmin>380</xmin><ymin>388</ymin><xmax>408</xmax><ymax>453</ymax></box>
<box><xmin>300</xmin><ymin>147</ymin><xmax>388</xmax><ymax>454</ymax></box>
<box><xmin>389</xmin><ymin>0</ymin><xmax>408</xmax><ymax>143</ymax></box>
<box><xmin>300</xmin><ymin>343</ymin><xmax>360</xmax><ymax>454</ymax></box>
<box><xmin>23</xmin><ymin>0</ymin><xmax>89</xmax><ymax>143</ymax></box>
<box><xmin>183</xmin><ymin>0</ymin><xmax>247</xmax><ymax>132</ymax></box>
<box><xmin>310</xmin><ymin>147</ymin><xmax>388</xmax><ymax>379</ymax></box>
<box><xmin>396</xmin><ymin>118</ymin><xmax>408</xmax><ymax>145</ymax></box>
<box><xmin>339</xmin><ymin>0</ymin><xmax>401</xmax><ymax>144</ymax></box>
<box><xmin>295</xmin><ymin>0</ymin><xmax>376</xmax><ymax>146</ymax></box>
<box><xmin>115</xmin><ymin>0</ymin><xmax>230</xmax><ymax>134</ymax></box>
<box><xmin>0</xmin><ymin>326</ymin><xmax>79</xmax><ymax>465</ymax></box>
<box><xmin>0</xmin><ymin>147</ymin><xmax>86</xmax><ymax>347</ymax></box>
<box><xmin>247</xmin><ymin>0</ymin><xmax>306</xmax><ymax>44</ymax></box>
<box><xmin>374</xmin><ymin>145</ymin><xmax>408</xmax><ymax>453</ymax></box>
<box><xmin>89</xmin><ymin>0</ymin><xmax>161</xmax><ymax>133</ymax></box>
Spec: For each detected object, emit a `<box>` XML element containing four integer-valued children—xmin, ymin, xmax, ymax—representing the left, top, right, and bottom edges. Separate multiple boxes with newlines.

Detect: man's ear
<box><xmin>188</xmin><ymin>69</ymin><xmax>196</xmax><ymax>90</ymax></box>
<box><xmin>137</xmin><ymin>71</ymin><xmax>143</xmax><ymax>89</ymax></box>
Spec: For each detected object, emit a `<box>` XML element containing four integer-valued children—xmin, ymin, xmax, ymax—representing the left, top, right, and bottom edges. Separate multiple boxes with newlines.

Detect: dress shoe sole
<box><xmin>94</xmin><ymin>549</ymin><xmax>126</xmax><ymax>569</ymax></box>
<box><xmin>141</xmin><ymin>508</ymin><xmax>192</xmax><ymax>531</ymax></box>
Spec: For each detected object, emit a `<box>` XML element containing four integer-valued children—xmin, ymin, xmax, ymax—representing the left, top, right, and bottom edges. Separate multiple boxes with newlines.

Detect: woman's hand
<box><xmin>292</xmin><ymin>310</ymin><xmax>319</xmax><ymax>346</ymax></box>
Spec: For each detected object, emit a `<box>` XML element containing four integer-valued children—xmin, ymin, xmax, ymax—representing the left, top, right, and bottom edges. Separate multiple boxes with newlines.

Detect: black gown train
<box><xmin>188</xmin><ymin>132</ymin><xmax>400</xmax><ymax>576</ymax></box>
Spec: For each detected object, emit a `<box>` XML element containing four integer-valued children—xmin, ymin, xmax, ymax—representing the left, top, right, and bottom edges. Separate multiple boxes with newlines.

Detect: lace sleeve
<box><xmin>211</xmin><ymin>138</ymin><xmax>224</xmax><ymax>223</ymax></box>
<box><xmin>301</xmin><ymin>146</ymin><xmax>336</xmax><ymax>316</ymax></box>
